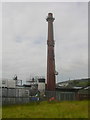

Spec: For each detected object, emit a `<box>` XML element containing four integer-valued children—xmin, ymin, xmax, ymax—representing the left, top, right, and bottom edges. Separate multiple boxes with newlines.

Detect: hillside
<box><xmin>57</xmin><ymin>78</ymin><xmax>90</xmax><ymax>88</ymax></box>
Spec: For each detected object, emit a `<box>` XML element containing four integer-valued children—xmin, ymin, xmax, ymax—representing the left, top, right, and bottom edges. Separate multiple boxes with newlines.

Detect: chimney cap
<box><xmin>46</xmin><ymin>13</ymin><xmax>55</xmax><ymax>22</ymax></box>
<box><xmin>48</xmin><ymin>13</ymin><xmax>53</xmax><ymax>16</ymax></box>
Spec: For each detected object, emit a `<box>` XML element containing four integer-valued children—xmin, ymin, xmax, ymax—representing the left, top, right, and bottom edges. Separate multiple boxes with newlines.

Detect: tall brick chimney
<box><xmin>46</xmin><ymin>13</ymin><xmax>56</xmax><ymax>91</ymax></box>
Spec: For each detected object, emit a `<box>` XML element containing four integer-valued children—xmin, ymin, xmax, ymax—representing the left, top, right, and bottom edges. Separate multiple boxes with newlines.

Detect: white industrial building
<box><xmin>2</xmin><ymin>78</ymin><xmax>16</xmax><ymax>88</ymax></box>
<box><xmin>2</xmin><ymin>77</ymin><xmax>45</xmax><ymax>90</ymax></box>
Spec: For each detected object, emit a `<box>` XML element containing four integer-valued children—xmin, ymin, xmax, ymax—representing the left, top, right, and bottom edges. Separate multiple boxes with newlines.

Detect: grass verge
<box><xmin>2</xmin><ymin>100</ymin><xmax>89</xmax><ymax>118</ymax></box>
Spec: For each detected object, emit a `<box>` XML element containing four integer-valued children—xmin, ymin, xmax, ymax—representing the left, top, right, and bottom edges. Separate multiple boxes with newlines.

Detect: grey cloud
<box><xmin>2</xmin><ymin>2</ymin><xmax>88</xmax><ymax>82</ymax></box>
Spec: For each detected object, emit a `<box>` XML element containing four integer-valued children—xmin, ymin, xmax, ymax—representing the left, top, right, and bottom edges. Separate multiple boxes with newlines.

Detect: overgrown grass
<box><xmin>2</xmin><ymin>100</ymin><xmax>89</xmax><ymax>118</ymax></box>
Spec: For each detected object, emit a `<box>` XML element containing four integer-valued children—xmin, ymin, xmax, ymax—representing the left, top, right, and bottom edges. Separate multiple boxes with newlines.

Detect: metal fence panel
<box><xmin>3</xmin><ymin>88</ymin><xmax>88</xmax><ymax>104</ymax></box>
<box><xmin>46</xmin><ymin>91</ymin><xmax>76</xmax><ymax>101</ymax></box>
<box><xmin>7</xmin><ymin>89</ymin><xmax>16</xmax><ymax>97</ymax></box>
<box><xmin>2</xmin><ymin>88</ymin><xmax>7</xmax><ymax>97</ymax></box>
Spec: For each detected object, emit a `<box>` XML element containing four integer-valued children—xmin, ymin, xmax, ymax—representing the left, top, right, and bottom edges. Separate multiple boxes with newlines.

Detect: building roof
<box><xmin>55</xmin><ymin>87</ymin><xmax>80</xmax><ymax>92</ymax></box>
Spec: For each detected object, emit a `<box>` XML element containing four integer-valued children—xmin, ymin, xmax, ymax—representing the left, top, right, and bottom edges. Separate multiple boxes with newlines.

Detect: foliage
<box><xmin>2</xmin><ymin>100</ymin><xmax>89</xmax><ymax>118</ymax></box>
<box><xmin>68</xmin><ymin>80</ymin><xmax>89</xmax><ymax>87</ymax></box>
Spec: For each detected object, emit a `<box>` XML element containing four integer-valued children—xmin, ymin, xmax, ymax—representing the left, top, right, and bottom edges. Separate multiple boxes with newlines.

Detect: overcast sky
<box><xmin>2</xmin><ymin>2</ymin><xmax>88</xmax><ymax>83</ymax></box>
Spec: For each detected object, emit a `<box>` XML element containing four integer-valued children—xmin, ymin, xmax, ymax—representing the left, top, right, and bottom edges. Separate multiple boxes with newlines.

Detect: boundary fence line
<box><xmin>2</xmin><ymin>88</ymin><xmax>90</xmax><ymax>104</ymax></box>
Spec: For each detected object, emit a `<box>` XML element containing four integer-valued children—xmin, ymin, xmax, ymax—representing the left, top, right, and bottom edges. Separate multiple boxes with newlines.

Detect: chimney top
<box><xmin>46</xmin><ymin>13</ymin><xmax>55</xmax><ymax>22</ymax></box>
<box><xmin>48</xmin><ymin>13</ymin><xmax>53</xmax><ymax>17</ymax></box>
